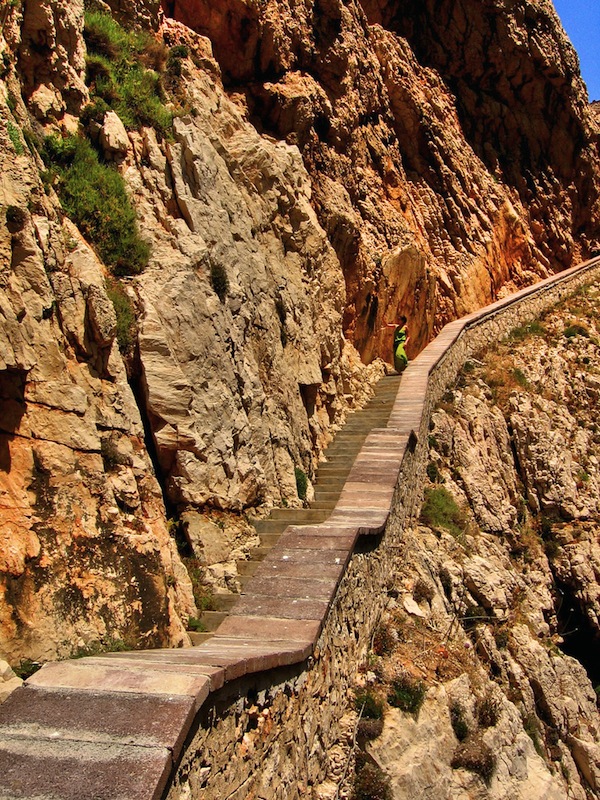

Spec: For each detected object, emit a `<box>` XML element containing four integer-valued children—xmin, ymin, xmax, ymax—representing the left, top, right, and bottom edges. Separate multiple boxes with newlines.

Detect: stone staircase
<box><xmin>194</xmin><ymin>374</ymin><xmax>402</xmax><ymax>640</ymax></box>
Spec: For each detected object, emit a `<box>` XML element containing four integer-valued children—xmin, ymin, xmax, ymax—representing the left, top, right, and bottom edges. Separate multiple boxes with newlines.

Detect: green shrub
<box><xmin>7</xmin><ymin>120</ymin><xmax>23</xmax><ymax>155</ymax></box>
<box><xmin>450</xmin><ymin>703</ymin><xmax>470</xmax><ymax>741</ymax></box>
<box><xmin>80</xmin><ymin>96</ymin><xmax>110</xmax><ymax>127</ymax></box>
<box><xmin>294</xmin><ymin>466</ymin><xmax>308</xmax><ymax>500</ymax></box>
<box><xmin>83</xmin><ymin>10</ymin><xmax>172</xmax><ymax>137</ymax></box>
<box><xmin>106</xmin><ymin>279</ymin><xmax>135</xmax><ymax>353</ymax></box>
<box><xmin>42</xmin><ymin>134</ymin><xmax>149</xmax><ymax>275</ymax></box>
<box><xmin>564</xmin><ymin>323</ymin><xmax>589</xmax><ymax>339</ymax></box>
<box><xmin>355</xmin><ymin>688</ymin><xmax>385</xmax><ymax>720</ymax></box>
<box><xmin>387</xmin><ymin>674</ymin><xmax>426</xmax><ymax>716</ymax></box>
<box><xmin>420</xmin><ymin>486</ymin><xmax>464</xmax><ymax>537</ymax></box>
<box><xmin>166</xmin><ymin>45</ymin><xmax>189</xmax><ymax>77</ymax></box>
<box><xmin>509</xmin><ymin>321</ymin><xmax>546</xmax><ymax>341</ymax></box>
<box><xmin>84</xmin><ymin>10</ymin><xmax>131</xmax><ymax>60</ymax></box>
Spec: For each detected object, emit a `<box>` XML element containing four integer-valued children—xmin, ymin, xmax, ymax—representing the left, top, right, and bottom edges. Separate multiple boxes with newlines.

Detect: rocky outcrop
<box><xmin>360</xmin><ymin>284</ymin><xmax>600</xmax><ymax>798</ymax></box>
<box><xmin>0</xmin><ymin>1</ymin><xmax>195</xmax><ymax>662</ymax></box>
<box><xmin>165</xmin><ymin>0</ymin><xmax>599</xmax><ymax>360</ymax></box>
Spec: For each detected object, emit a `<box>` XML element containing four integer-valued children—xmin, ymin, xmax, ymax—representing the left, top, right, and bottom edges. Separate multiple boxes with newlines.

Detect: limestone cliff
<box><xmin>1</xmin><ymin>0</ymin><xmax>599</xmax><ymax>669</ymax></box>
<box><xmin>356</xmin><ymin>284</ymin><xmax>600</xmax><ymax>799</ymax></box>
<box><xmin>166</xmin><ymin>0</ymin><xmax>600</xmax><ymax>359</ymax></box>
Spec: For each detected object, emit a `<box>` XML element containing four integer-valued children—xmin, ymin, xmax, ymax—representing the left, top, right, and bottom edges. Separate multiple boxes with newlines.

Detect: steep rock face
<box><xmin>0</xmin><ymin>1</ymin><xmax>195</xmax><ymax>663</ymax></box>
<box><xmin>0</xmin><ymin>1</ymin><xmax>378</xmax><ymax>662</ymax></box>
<box><xmin>360</xmin><ymin>284</ymin><xmax>600</xmax><ymax>798</ymax></box>
<box><xmin>165</xmin><ymin>0</ymin><xmax>600</xmax><ymax>362</ymax></box>
<box><xmin>123</xmin><ymin>34</ymin><xmax>377</xmax><ymax>511</ymax></box>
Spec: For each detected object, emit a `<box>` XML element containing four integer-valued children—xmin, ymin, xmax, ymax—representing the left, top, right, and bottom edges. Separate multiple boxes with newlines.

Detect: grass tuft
<box><xmin>420</xmin><ymin>486</ymin><xmax>464</xmax><ymax>538</ymax></box>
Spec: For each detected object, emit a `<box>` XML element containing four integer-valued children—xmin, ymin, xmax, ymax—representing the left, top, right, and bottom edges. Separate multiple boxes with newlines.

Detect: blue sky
<box><xmin>552</xmin><ymin>0</ymin><xmax>600</xmax><ymax>101</ymax></box>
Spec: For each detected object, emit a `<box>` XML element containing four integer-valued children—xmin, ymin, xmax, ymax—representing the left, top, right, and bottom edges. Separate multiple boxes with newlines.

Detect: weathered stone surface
<box><xmin>99</xmin><ymin>110</ymin><xmax>131</xmax><ymax>160</ymax></box>
<box><xmin>0</xmin><ymin>129</ymin><xmax>195</xmax><ymax>663</ymax></box>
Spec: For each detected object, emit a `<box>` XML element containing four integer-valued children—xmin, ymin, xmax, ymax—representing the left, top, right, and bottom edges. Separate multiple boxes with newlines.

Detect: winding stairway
<box><xmin>197</xmin><ymin>374</ymin><xmax>402</xmax><ymax>639</ymax></box>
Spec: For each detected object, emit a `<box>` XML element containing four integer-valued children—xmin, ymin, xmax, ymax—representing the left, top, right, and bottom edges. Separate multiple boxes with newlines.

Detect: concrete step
<box><xmin>266</xmin><ymin>508</ymin><xmax>330</xmax><ymax>523</ymax></box>
<box><xmin>188</xmin><ymin>631</ymin><xmax>215</xmax><ymax>645</ymax></box>
<box><xmin>258</xmin><ymin>532</ymin><xmax>284</xmax><ymax>546</ymax></box>
<box><xmin>312</xmin><ymin>491</ymin><xmax>342</xmax><ymax>502</ymax></box>
<box><xmin>236</xmin><ymin>560</ymin><xmax>259</xmax><ymax>577</ymax></box>
<box><xmin>198</xmin><ymin>610</ymin><xmax>228</xmax><ymax>631</ymax></box>
<box><xmin>253</xmin><ymin>521</ymin><xmax>290</xmax><ymax>536</ymax></box>
<box><xmin>211</xmin><ymin>594</ymin><xmax>240</xmax><ymax>612</ymax></box>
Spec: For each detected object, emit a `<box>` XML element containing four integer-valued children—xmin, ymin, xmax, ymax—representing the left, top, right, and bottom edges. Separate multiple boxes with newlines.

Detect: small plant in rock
<box><xmin>387</xmin><ymin>674</ymin><xmax>426</xmax><ymax>716</ymax></box>
<box><xmin>294</xmin><ymin>466</ymin><xmax>308</xmax><ymax>501</ymax></box>
<box><xmin>166</xmin><ymin>44</ymin><xmax>189</xmax><ymax>77</ymax></box>
<box><xmin>451</xmin><ymin>736</ymin><xmax>496</xmax><ymax>784</ymax></box>
<box><xmin>5</xmin><ymin>204</ymin><xmax>27</xmax><ymax>232</ymax></box>
<box><xmin>7</xmin><ymin>120</ymin><xmax>23</xmax><ymax>155</ymax></box>
<box><xmin>512</xmin><ymin>367</ymin><xmax>529</xmax><ymax>388</ymax></box>
<box><xmin>420</xmin><ymin>486</ymin><xmax>465</xmax><ymax>538</ymax></box>
<box><xmin>357</xmin><ymin>717</ymin><xmax>384</xmax><ymax>741</ymax></box>
<box><xmin>450</xmin><ymin>703</ymin><xmax>470</xmax><ymax>741</ymax></box>
<box><xmin>523</xmin><ymin>713</ymin><xmax>545</xmax><ymax>757</ymax></box>
<box><xmin>210</xmin><ymin>261</ymin><xmax>229</xmax><ymax>301</ymax></box>
<box><xmin>183</xmin><ymin>557</ymin><xmax>216</xmax><ymax>611</ymax></box>
<box><xmin>508</xmin><ymin>321</ymin><xmax>546</xmax><ymax>341</ymax></box>
<box><xmin>476</xmin><ymin>693</ymin><xmax>501</xmax><ymax>728</ymax></box>
<box><xmin>187</xmin><ymin>616</ymin><xmax>206</xmax><ymax>632</ymax></box>
<box><xmin>73</xmin><ymin>638</ymin><xmax>128</xmax><ymax>658</ymax></box>
<box><xmin>461</xmin><ymin>604</ymin><xmax>490</xmax><ymax>633</ymax></box>
<box><xmin>372</xmin><ymin>620</ymin><xmax>396</xmax><ymax>657</ymax></box>
<box><xmin>13</xmin><ymin>658</ymin><xmax>42</xmax><ymax>679</ymax></box>
<box><xmin>564</xmin><ymin>323</ymin><xmax>589</xmax><ymax>339</ymax></box>
<box><xmin>426</xmin><ymin>460</ymin><xmax>441</xmax><ymax>483</ymax></box>
<box><xmin>353</xmin><ymin>753</ymin><xmax>392</xmax><ymax>800</ymax></box>
<box><xmin>413</xmin><ymin>577</ymin><xmax>435</xmax><ymax>604</ymax></box>
<box><xmin>355</xmin><ymin>687</ymin><xmax>385</xmax><ymax>721</ymax></box>
<box><xmin>106</xmin><ymin>279</ymin><xmax>136</xmax><ymax>353</ymax></box>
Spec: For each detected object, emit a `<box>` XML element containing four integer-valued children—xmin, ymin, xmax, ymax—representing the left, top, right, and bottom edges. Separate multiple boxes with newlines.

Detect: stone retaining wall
<box><xmin>0</xmin><ymin>257</ymin><xmax>599</xmax><ymax>800</ymax></box>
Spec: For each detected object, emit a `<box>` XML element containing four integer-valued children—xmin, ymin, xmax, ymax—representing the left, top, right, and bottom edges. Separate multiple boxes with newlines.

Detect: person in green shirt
<box><xmin>382</xmin><ymin>316</ymin><xmax>410</xmax><ymax>373</ymax></box>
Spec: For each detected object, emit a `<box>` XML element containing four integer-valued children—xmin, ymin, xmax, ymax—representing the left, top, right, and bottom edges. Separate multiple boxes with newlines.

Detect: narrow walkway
<box><xmin>197</xmin><ymin>374</ymin><xmax>402</xmax><ymax>638</ymax></box>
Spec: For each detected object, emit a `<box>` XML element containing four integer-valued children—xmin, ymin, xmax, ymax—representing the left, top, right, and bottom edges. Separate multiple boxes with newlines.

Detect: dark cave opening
<box><xmin>555</xmin><ymin>580</ymin><xmax>600</xmax><ymax>690</ymax></box>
